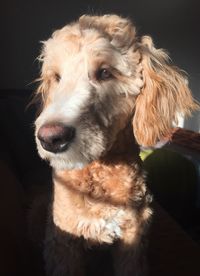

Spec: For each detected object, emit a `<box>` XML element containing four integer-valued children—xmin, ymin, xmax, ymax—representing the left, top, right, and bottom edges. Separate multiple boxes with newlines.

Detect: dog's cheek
<box><xmin>78</xmin><ymin>124</ymin><xmax>107</xmax><ymax>161</ymax></box>
<box><xmin>77</xmin><ymin>90</ymin><xmax>132</xmax><ymax>160</ymax></box>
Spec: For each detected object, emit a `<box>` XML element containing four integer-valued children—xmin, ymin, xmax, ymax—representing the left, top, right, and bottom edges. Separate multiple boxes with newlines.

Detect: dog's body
<box><xmin>34</xmin><ymin>15</ymin><xmax>197</xmax><ymax>275</ymax></box>
<box><xmin>45</xmin><ymin>128</ymin><xmax>150</xmax><ymax>276</ymax></box>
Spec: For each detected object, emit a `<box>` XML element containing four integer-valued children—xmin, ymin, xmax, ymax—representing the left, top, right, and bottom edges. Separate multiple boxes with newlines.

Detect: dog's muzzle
<box><xmin>37</xmin><ymin>123</ymin><xmax>75</xmax><ymax>153</ymax></box>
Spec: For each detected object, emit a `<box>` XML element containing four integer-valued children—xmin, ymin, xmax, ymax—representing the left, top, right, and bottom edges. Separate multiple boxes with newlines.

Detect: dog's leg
<box><xmin>44</xmin><ymin>221</ymin><xmax>86</xmax><ymax>276</ymax></box>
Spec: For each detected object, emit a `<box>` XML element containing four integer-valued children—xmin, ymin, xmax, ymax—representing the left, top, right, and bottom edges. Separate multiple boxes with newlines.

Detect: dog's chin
<box><xmin>37</xmin><ymin>144</ymin><xmax>90</xmax><ymax>171</ymax></box>
<box><xmin>49</xmin><ymin>156</ymin><xmax>88</xmax><ymax>171</ymax></box>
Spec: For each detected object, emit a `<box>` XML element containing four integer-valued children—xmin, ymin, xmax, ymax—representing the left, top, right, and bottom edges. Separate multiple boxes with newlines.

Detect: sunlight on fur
<box><xmin>34</xmin><ymin>14</ymin><xmax>198</xmax><ymax>276</ymax></box>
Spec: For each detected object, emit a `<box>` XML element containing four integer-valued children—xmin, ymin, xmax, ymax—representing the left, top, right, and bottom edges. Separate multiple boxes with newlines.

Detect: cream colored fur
<box><xmin>34</xmin><ymin>14</ymin><xmax>197</xmax><ymax>276</ymax></box>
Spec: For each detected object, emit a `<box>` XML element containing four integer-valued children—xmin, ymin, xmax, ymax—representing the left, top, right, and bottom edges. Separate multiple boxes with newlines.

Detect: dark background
<box><xmin>0</xmin><ymin>2</ymin><xmax>200</xmax><ymax>275</ymax></box>
<box><xmin>0</xmin><ymin>0</ymin><xmax>200</xmax><ymax>130</ymax></box>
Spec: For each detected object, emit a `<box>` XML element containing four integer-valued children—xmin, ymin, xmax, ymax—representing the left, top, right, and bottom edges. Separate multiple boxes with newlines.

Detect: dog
<box><xmin>34</xmin><ymin>14</ymin><xmax>197</xmax><ymax>276</ymax></box>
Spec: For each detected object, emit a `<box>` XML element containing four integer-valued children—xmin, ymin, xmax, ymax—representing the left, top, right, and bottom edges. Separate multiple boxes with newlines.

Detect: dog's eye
<box><xmin>54</xmin><ymin>73</ymin><xmax>61</xmax><ymax>82</ymax></box>
<box><xmin>96</xmin><ymin>68</ymin><xmax>112</xmax><ymax>81</ymax></box>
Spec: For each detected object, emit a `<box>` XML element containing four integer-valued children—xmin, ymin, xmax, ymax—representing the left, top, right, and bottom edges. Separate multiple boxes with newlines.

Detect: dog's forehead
<box><xmin>44</xmin><ymin>26</ymin><xmax>114</xmax><ymax>63</ymax></box>
<box><xmin>41</xmin><ymin>24</ymin><xmax>133</xmax><ymax>79</ymax></box>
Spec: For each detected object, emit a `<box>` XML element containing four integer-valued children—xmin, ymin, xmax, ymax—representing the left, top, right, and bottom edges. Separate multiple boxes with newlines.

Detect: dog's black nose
<box><xmin>37</xmin><ymin>123</ymin><xmax>75</xmax><ymax>153</ymax></box>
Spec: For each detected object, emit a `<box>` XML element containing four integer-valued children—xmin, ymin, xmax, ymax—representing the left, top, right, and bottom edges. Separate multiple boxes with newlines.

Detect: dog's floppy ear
<box><xmin>79</xmin><ymin>14</ymin><xmax>136</xmax><ymax>49</ymax></box>
<box><xmin>133</xmin><ymin>36</ymin><xmax>198</xmax><ymax>147</ymax></box>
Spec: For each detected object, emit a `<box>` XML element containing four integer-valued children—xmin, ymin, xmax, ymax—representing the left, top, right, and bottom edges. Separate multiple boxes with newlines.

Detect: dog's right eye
<box><xmin>54</xmin><ymin>73</ymin><xmax>61</xmax><ymax>82</ymax></box>
<box><xmin>96</xmin><ymin>68</ymin><xmax>113</xmax><ymax>81</ymax></box>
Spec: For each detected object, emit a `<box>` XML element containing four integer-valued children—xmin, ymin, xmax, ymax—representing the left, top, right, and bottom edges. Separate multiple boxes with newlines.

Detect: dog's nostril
<box><xmin>37</xmin><ymin>123</ymin><xmax>75</xmax><ymax>153</ymax></box>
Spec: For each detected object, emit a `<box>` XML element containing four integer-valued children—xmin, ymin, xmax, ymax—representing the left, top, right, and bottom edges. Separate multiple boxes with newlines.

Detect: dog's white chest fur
<box><xmin>52</xmin><ymin>180</ymin><xmax>127</xmax><ymax>244</ymax></box>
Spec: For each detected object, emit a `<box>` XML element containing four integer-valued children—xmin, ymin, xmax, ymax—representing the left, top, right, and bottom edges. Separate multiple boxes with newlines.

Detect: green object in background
<box><xmin>143</xmin><ymin>148</ymin><xmax>198</xmax><ymax>226</ymax></box>
<box><xmin>140</xmin><ymin>149</ymin><xmax>154</xmax><ymax>161</ymax></box>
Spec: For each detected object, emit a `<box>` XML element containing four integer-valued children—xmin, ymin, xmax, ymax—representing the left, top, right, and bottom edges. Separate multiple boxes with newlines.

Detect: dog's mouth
<box><xmin>39</xmin><ymin>139</ymin><xmax>70</xmax><ymax>153</ymax></box>
<box><xmin>37</xmin><ymin>123</ymin><xmax>76</xmax><ymax>154</ymax></box>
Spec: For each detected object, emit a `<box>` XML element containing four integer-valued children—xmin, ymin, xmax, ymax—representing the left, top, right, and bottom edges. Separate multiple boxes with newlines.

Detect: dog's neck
<box><xmin>53</xmin><ymin>123</ymin><xmax>142</xmax><ymax>206</ymax></box>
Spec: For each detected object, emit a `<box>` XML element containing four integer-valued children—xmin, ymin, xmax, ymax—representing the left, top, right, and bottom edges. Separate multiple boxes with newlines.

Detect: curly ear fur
<box><xmin>79</xmin><ymin>14</ymin><xmax>136</xmax><ymax>49</ymax></box>
<box><xmin>133</xmin><ymin>36</ymin><xmax>198</xmax><ymax>147</ymax></box>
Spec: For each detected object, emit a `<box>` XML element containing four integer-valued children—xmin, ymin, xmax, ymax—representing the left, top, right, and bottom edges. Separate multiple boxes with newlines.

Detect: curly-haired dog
<box><xmin>34</xmin><ymin>14</ymin><xmax>197</xmax><ymax>276</ymax></box>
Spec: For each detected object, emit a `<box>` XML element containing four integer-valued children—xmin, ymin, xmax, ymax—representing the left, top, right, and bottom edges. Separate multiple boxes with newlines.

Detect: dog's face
<box><xmin>35</xmin><ymin>15</ymin><xmax>143</xmax><ymax>169</ymax></box>
<box><xmin>35</xmin><ymin>15</ymin><xmax>197</xmax><ymax>170</ymax></box>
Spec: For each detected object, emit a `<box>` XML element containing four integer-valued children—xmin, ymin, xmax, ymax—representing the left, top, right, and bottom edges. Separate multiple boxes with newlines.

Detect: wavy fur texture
<box><xmin>34</xmin><ymin>14</ymin><xmax>197</xmax><ymax>276</ymax></box>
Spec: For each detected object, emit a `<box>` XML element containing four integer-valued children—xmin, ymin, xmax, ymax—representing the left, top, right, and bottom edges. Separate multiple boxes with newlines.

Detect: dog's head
<box><xmin>35</xmin><ymin>14</ymin><xmax>197</xmax><ymax>170</ymax></box>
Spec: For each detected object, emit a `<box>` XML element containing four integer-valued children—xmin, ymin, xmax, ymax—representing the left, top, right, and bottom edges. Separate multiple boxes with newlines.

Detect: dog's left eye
<box><xmin>96</xmin><ymin>68</ymin><xmax>113</xmax><ymax>81</ymax></box>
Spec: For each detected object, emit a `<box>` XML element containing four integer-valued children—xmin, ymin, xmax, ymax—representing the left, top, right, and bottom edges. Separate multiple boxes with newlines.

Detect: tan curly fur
<box><xmin>34</xmin><ymin>14</ymin><xmax>198</xmax><ymax>276</ymax></box>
